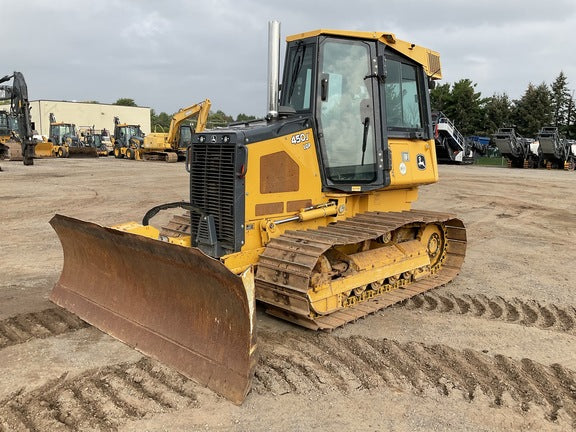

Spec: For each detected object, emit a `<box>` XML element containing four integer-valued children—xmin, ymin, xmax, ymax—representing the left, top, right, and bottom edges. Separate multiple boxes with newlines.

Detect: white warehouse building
<box><xmin>28</xmin><ymin>100</ymin><xmax>151</xmax><ymax>138</ymax></box>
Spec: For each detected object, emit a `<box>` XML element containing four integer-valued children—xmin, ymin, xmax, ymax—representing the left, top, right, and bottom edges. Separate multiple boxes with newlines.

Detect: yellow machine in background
<box><xmin>35</xmin><ymin>113</ymin><xmax>98</xmax><ymax>158</ymax></box>
<box><xmin>50</xmin><ymin>23</ymin><xmax>466</xmax><ymax>404</ymax></box>
<box><xmin>111</xmin><ymin>117</ymin><xmax>144</xmax><ymax>159</ymax></box>
<box><xmin>79</xmin><ymin>127</ymin><xmax>113</xmax><ymax>156</ymax></box>
<box><xmin>138</xmin><ymin>99</ymin><xmax>211</xmax><ymax>162</ymax></box>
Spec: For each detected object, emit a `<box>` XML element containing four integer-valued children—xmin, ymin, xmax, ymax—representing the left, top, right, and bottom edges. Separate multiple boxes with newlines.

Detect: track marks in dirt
<box><xmin>0</xmin><ymin>308</ymin><xmax>88</xmax><ymax>350</ymax></box>
<box><xmin>1</xmin><ymin>332</ymin><xmax>575</xmax><ymax>430</ymax></box>
<box><xmin>398</xmin><ymin>292</ymin><xmax>576</xmax><ymax>334</ymax></box>
<box><xmin>0</xmin><ymin>358</ymin><xmax>198</xmax><ymax>432</ymax></box>
<box><xmin>255</xmin><ymin>331</ymin><xmax>576</xmax><ymax>426</ymax></box>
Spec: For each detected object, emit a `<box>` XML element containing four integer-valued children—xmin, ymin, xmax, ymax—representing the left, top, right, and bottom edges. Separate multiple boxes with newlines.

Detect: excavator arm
<box><xmin>166</xmin><ymin>99</ymin><xmax>211</xmax><ymax>147</ymax></box>
<box><xmin>0</xmin><ymin>72</ymin><xmax>36</xmax><ymax>165</ymax></box>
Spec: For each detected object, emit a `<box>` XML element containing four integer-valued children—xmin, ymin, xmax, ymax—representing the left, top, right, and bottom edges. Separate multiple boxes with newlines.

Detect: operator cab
<box><xmin>0</xmin><ymin>111</ymin><xmax>10</xmax><ymax>137</ymax></box>
<box><xmin>115</xmin><ymin>124</ymin><xmax>144</xmax><ymax>147</ymax></box>
<box><xmin>279</xmin><ymin>32</ymin><xmax>435</xmax><ymax>192</ymax></box>
<box><xmin>50</xmin><ymin>123</ymin><xmax>78</xmax><ymax>145</ymax></box>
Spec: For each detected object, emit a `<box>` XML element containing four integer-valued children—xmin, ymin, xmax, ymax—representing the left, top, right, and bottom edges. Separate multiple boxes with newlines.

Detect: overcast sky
<box><xmin>3</xmin><ymin>0</ymin><xmax>575</xmax><ymax>118</ymax></box>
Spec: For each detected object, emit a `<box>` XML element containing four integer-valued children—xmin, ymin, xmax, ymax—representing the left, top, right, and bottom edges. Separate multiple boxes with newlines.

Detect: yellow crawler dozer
<box><xmin>50</xmin><ymin>22</ymin><xmax>466</xmax><ymax>404</ymax></box>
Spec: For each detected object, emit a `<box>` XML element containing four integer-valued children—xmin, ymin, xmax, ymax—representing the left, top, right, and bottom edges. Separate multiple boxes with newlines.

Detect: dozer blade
<box><xmin>2</xmin><ymin>140</ymin><xmax>23</xmax><ymax>160</ymax></box>
<box><xmin>49</xmin><ymin>214</ymin><xmax>257</xmax><ymax>404</ymax></box>
<box><xmin>68</xmin><ymin>147</ymin><xmax>99</xmax><ymax>157</ymax></box>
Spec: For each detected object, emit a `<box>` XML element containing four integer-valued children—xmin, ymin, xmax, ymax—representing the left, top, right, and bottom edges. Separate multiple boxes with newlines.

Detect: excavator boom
<box><xmin>166</xmin><ymin>98</ymin><xmax>211</xmax><ymax>144</ymax></box>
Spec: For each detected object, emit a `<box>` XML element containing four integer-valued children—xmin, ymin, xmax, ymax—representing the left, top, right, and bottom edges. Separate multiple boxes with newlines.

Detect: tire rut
<box><xmin>0</xmin><ymin>308</ymin><xmax>88</xmax><ymax>350</ymax></box>
<box><xmin>399</xmin><ymin>292</ymin><xmax>576</xmax><ymax>334</ymax></box>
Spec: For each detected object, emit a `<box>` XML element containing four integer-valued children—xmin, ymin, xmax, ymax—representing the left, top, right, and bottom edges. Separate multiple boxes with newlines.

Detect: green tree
<box><xmin>512</xmin><ymin>82</ymin><xmax>553</xmax><ymax>137</ymax></box>
<box><xmin>430</xmin><ymin>79</ymin><xmax>485</xmax><ymax>135</ymax></box>
<box><xmin>483</xmin><ymin>93</ymin><xmax>513</xmax><ymax>134</ymax></box>
<box><xmin>430</xmin><ymin>82</ymin><xmax>452</xmax><ymax>114</ymax></box>
<box><xmin>550</xmin><ymin>71</ymin><xmax>571</xmax><ymax>135</ymax></box>
<box><xmin>114</xmin><ymin>98</ymin><xmax>138</xmax><ymax>107</ymax></box>
<box><xmin>208</xmin><ymin>110</ymin><xmax>233</xmax><ymax>128</ymax></box>
<box><xmin>567</xmin><ymin>92</ymin><xmax>576</xmax><ymax>138</ymax></box>
<box><xmin>447</xmin><ymin>79</ymin><xmax>485</xmax><ymax>136</ymax></box>
<box><xmin>150</xmin><ymin>109</ymin><xmax>172</xmax><ymax>132</ymax></box>
<box><xmin>235</xmin><ymin>113</ymin><xmax>257</xmax><ymax>122</ymax></box>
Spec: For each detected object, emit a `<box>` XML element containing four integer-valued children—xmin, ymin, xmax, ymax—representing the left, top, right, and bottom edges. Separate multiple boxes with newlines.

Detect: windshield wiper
<box><xmin>287</xmin><ymin>44</ymin><xmax>306</xmax><ymax>102</ymax></box>
<box><xmin>361</xmin><ymin>117</ymin><xmax>370</xmax><ymax>165</ymax></box>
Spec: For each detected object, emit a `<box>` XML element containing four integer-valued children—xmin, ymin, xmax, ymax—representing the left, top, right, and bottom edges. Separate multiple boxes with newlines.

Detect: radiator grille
<box><xmin>189</xmin><ymin>143</ymin><xmax>237</xmax><ymax>252</ymax></box>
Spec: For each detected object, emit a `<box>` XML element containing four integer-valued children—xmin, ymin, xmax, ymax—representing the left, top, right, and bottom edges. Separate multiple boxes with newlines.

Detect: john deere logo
<box><xmin>416</xmin><ymin>154</ymin><xmax>426</xmax><ymax>170</ymax></box>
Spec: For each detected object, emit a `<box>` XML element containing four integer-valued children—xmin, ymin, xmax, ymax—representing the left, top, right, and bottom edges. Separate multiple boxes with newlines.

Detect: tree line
<box><xmin>430</xmin><ymin>72</ymin><xmax>575</xmax><ymax>139</ymax></box>
<box><xmin>112</xmin><ymin>98</ymin><xmax>256</xmax><ymax>131</ymax></box>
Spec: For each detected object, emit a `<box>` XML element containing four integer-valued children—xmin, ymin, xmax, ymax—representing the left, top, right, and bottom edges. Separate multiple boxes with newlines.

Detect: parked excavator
<box><xmin>137</xmin><ymin>99</ymin><xmax>211</xmax><ymax>162</ymax></box>
<box><xmin>35</xmin><ymin>113</ymin><xmax>98</xmax><ymax>158</ymax></box>
<box><xmin>50</xmin><ymin>23</ymin><xmax>467</xmax><ymax>404</ymax></box>
<box><xmin>0</xmin><ymin>71</ymin><xmax>36</xmax><ymax>166</ymax></box>
<box><xmin>111</xmin><ymin>117</ymin><xmax>145</xmax><ymax>159</ymax></box>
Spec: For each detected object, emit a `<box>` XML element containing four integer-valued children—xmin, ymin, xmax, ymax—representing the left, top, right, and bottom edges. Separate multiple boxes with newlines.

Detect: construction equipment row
<box><xmin>493</xmin><ymin>126</ymin><xmax>576</xmax><ymax>170</ymax></box>
<box><xmin>111</xmin><ymin>99</ymin><xmax>210</xmax><ymax>162</ymax></box>
<box><xmin>0</xmin><ymin>75</ymin><xmax>210</xmax><ymax>164</ymax></box>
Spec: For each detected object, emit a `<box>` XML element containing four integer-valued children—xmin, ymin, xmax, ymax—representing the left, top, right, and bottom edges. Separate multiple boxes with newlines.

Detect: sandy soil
<box><xmin>1</xmin><ymin>157</ymin><xmax>575</xmax><ymax>431</ymax></box>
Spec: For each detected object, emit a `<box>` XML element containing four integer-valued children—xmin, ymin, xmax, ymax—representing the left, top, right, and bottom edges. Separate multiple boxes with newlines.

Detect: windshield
<box><xmin>318</xmin><ymin>39</ymin><xmax>376</xmax><ymax>183</ymax></box>
<box><xmin>179</xmin><ymin>125</ymin><xmax>192</xmax><ymax>147</ymax></box>
<box><xmin>124</xmin><ymin>126</ymin><xmax>142</xmax><ymax>137</ymax></box>
<box><xmin>53</xmin><ymin>124</ymin><xmax>76</xmax><ymax>137</ymax></box>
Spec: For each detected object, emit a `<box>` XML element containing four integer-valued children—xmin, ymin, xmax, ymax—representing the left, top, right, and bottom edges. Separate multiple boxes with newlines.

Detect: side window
<box><xmin>385</xmin><ymin>59</ymin><xmax>423</xmax><ymax>129</ymax></box>
<box><xmin>282</xmin><ymin>45</ymin><xmax>314</xmax><ymax>112</ymax></box>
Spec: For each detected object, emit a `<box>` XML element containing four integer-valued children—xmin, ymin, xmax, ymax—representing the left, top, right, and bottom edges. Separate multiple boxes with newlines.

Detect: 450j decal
<box><xmin>291</xmin><ymin>132</ymin><xmax>309</xmax><ymax>145</ymax></box>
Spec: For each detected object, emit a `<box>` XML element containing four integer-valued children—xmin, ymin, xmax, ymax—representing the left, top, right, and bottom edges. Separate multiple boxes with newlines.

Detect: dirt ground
<box><xmin>1</xmin><ymin>157</ymin><xmax>575</xmax><ymax>431</ymax></box>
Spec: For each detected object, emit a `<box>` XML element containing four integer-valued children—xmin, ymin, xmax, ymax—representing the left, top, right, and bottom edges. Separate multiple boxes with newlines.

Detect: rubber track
<box><xmin>0</xmin><ymin>308</ymin><xmax>88</xmax><ymax>349</ymax></box>
<box><xmin>398</xmin><ymin>292</ymin><xmax>576</xmax><ymax>335</ymax></box>
<box><xmin>256</xmin><ymin>209</ymin><xmax>466</xmax><ymax>329</ymax></box>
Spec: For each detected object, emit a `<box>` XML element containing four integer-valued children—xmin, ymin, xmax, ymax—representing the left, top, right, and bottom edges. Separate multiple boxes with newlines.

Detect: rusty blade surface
<box><xmin>49</xmin><ymin>214</ymin><xmax>257</xmax><ymax>404</ymax></box>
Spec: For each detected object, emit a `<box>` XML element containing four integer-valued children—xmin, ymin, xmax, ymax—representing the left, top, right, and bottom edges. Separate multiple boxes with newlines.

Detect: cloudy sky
<box><xmin>3</xmin><ymin>0</ymin><xmax>575</xmax><ymax>117</ymax></box>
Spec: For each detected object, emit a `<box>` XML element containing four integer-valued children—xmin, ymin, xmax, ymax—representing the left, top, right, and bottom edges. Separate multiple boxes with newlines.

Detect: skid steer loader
<box><xmin>50</xmin><ymin>22</ymin><xmax>466</xmax><ymax>404</ymax></box>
